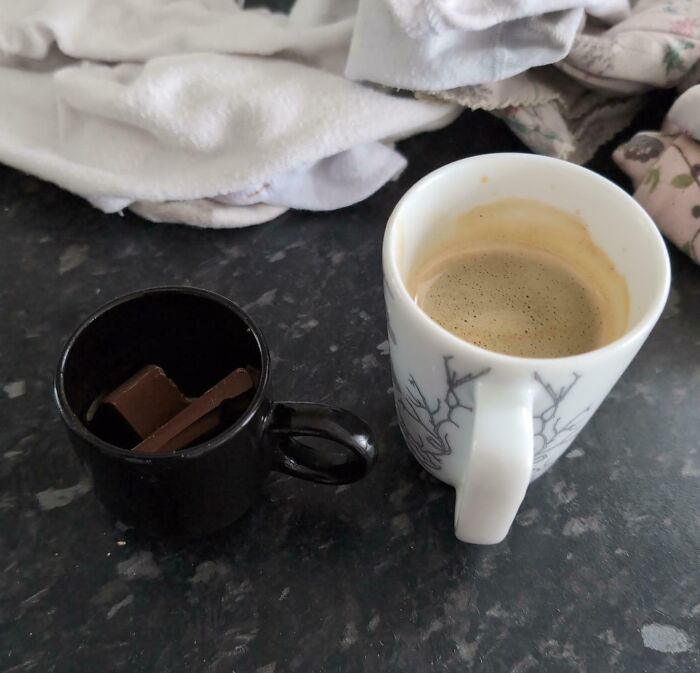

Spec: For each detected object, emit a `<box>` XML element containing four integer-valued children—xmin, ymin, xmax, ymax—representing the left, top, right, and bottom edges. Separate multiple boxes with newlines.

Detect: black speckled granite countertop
<box><xmin>1</xmin><ymin>93</ymin><xmax>698</xmax><ymax>673</ymax></box>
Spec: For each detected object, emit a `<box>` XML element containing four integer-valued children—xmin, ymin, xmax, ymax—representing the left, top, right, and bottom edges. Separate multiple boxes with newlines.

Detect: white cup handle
<box><xmin>454</xmin><ymin>377</ymin><xmax>534</xmax><ymax>544</ymax></box>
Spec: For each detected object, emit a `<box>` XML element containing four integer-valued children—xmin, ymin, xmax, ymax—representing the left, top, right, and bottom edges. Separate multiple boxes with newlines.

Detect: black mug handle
<box><xmin>266</xmin><ymin>402</ymin><xmax>377</xmax><ymax>484</ymax></box>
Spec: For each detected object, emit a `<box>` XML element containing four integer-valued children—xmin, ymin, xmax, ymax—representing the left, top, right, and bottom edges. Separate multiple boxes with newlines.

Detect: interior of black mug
<box><xmin>60</xmin><ymin>289</ymin><xmax>264</xmax><ymax>440</ymax></box>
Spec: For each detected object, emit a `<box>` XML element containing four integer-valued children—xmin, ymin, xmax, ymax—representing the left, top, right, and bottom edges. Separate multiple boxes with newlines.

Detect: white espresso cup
<box><xmin>383</xmin><ymin>153</ymin><xmax>671</xmax><ymax>544</ymax></box>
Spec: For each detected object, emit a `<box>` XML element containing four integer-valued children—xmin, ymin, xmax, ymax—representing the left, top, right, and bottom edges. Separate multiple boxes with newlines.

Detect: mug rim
<box><xmin>383</xmin><ymin>153</ymin><xmax>672</xmax><ymax>366</ymax></box>
<box><xmin>54</xmin><ymin>285</ymin><xmax>272</xmax><ymax>463</ymax></box>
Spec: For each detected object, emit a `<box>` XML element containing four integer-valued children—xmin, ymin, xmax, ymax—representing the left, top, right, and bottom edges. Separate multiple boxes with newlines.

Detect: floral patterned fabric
<box><xmin>430</xmin><ymin>0</ymin><xmax>700</xmax><ymax>166</ymax></box>
<box><xmin>613</xmin><ymin>85</ymin><xmax>700</xmax><ymax>264</ymax></box>
<box><xmin>560</xmin><ymin>0</ymin><xmax>700</xmax><ymax>94</ymax></box>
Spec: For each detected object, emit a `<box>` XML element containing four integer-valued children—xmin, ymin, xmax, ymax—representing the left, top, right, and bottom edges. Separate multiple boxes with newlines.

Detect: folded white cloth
<box><xmin>383</xmin><ymin>0</ymin><xmax>629</xmax><ymax>34</ymax></box>
<box><xmin>0</xmin><ymin>0</ymin><xmax>352</xmax><ymax>72</ymax></box>
<box><xmin>0</xmin><ymin>0</ymin><xmax>457</xmax><ymax>227</ymax></box>
<box><xmin>346</xmin><ymin>0</ymin><xmax>629</xmax><ymax>89</ymax></box>
<box><xmin>0</xmin><ymin>0</ymin><xmax>645</xmax><ymax>228</ymax></box>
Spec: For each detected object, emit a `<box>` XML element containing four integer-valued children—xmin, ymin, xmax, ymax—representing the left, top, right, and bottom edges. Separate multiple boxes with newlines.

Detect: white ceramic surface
<box><xmin>383</xmin><ymin>153</ymin><xmax>671</xmax><ymax>545</ymax></box>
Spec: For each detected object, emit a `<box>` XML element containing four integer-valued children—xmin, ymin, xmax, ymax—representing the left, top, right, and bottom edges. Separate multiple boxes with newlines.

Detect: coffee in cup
<box><xmin>407</xmin><ymin>198</ymin><xmax>629</xmax><ymax>358</ymax></box>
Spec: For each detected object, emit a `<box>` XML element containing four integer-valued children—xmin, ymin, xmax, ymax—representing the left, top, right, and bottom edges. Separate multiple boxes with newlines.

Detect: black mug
<box><xmin>54</xmin><ymin>286</ymin><xmax>376</xmax><ymax>537</ymax></box>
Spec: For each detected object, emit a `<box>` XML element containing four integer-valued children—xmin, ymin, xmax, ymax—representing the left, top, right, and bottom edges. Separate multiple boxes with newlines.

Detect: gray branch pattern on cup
<box><xmin>533</xmin><ymin>372</ymin><xmax>590</xmax><ymax>475</ymax></box>
<box><xmin>395</xmin><ymin>356</ymin><xmax>490</xmax><ymax>472</ymax></box>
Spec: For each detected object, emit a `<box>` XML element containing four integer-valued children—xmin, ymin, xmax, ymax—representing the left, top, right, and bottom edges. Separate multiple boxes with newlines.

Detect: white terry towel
<box><xmin>346</xmin><ymin>0</ymin><xmax>630</xmax><ymax>90</ymax></box>
<box><xmin>0</xmin><ymin>0</ymin><xmax>457</xmax><ymax>227</ymax></box>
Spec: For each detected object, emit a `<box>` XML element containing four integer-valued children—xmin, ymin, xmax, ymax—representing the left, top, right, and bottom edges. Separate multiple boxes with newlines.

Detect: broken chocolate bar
<box><xmin>86</xmin><ymin>366</ymin><xmax>256</xmax><ymax>455</ymax></box>
<box><xmin>86</xmin><ymin>365</ymin><xmax>189</xmax><ymax>449</ymax></box>
<box><xmin>100</xmin><ymin>365</ymin><xmax>188</xmax><ymax>439</ymax></box>
<box><xmin>134</xmin><ymin>368</ymin><xmax>254</xmax><ymax>455</ymax></box>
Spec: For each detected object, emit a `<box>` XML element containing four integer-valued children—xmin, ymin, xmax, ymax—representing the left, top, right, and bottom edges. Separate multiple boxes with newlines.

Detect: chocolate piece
<box><xmin>86</xmin><ymin>365</ymin><xmax>189</xmax><ymax>449</ymax></box>
<box><xmin>101</xmin><ymin>365</ymin><xmax>188</xmax><ymax>439</ymax></box>
<box><xmin>150</xmin><ymin>409</ymin><xmax>222</xmax><ymax>453</ymax></box>
<box><xmin>87</xmin><ymin>400</ymin><xmax>143</xmax><ymax>449</ymax></box>
<box><xmin>134</xmin><ymin>368</ymin><xmax>254</xmax><ymax>455</ymax></box>
<box><xmin>87</xmin><ymin>365</ymin><xmax>257</xmax><ymax>454</ymax></box>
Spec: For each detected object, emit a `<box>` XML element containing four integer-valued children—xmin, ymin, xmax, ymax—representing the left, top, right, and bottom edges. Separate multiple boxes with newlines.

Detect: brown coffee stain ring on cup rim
<box><xmin>407</xmin><ymin>198</ymin><xmax>630</xmax><ymax>359</ymax></box>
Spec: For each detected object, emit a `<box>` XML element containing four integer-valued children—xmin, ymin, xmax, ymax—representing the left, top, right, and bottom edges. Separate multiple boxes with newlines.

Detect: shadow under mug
<box><xmin>54</xmin><ymin>286</ymin><xmax>377</xmax><ymax>537</ymax></box>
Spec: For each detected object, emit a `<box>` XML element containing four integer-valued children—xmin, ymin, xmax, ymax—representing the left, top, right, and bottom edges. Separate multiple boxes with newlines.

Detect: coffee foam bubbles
<box><xmin>407</xmin><ymin>199</ymin><xmax>629</xmax><ymax>359</ymax></box>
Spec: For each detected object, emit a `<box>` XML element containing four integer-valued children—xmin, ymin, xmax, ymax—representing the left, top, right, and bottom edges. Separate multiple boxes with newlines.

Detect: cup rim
<box><xmin>383</xmin><ymin>153</ymin><xmax>672</xmax><ymax>366</ymax></box>
<box><xmin>54</xmin><ymin>285</ymin><xmax>271</xmax><ymax>462</ymax></box>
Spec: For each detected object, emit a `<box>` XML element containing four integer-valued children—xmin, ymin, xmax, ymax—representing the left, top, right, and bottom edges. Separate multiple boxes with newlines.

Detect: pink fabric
<box><xmin>614</xmin><ymin>128</ymin><xmax>700</xmax><ymax>264</ymax></box>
